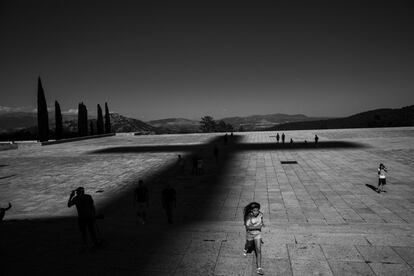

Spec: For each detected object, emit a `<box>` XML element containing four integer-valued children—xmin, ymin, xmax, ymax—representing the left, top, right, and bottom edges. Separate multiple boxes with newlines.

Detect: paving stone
<box><xmin>288</xmin><ymin>243</ymin><xmax>325</xmax><ymax>260</ymax></box>
<box><xmin>261</xmin><ymin>258</ymin><xmax>292</xmax><ymax>275</ymax></box>
<box><xmin>356</xmin><ymin>245</ymin><xmax>405</xmax><ymax>264</ymax></box>
<box><xmin>291</xmin><ymin>259</ymin><xmax>333</xmax><ymax>276</ymax></box>
<box><xmin>328</xmin><ymin>261</ymin><xmax>375</xmax><ymax>276</ymax></box>
<box><xmin>175</xmin><ymin>253</ymin><xmax>217</xmax><ymax>275</ymax></box>
<box><xmin>214</xmin><ymin>256</ymin><xmax>251</xmax><ymax>276</ymax></box>
<box><xmin>392</xmin><ymin>246</ymin><xmax>414</xmax><ymax>266</ymax></box>
<box><xmin>321</xmin><ymin>244</ymin><xmax>364</xmax><ymax>262</ymax></box>
<box><xmin>368</xmin><ymin>263</ymin><xmax>414</xmax><ymax>276</ymax></box>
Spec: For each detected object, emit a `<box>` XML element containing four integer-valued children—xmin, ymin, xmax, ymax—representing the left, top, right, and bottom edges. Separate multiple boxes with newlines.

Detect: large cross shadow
<box><xmin>1</xmin><ymin>135</ymin><xmax>366</xmax><ymax>274</ymax></box>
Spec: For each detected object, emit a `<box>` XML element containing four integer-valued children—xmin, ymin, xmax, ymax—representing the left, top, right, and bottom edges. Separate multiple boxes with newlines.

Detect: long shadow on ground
<box><xmin>90</xmin><ymin>140</ymin><xmax>366</xmax><ymax>154</ymax></box>
<box><xmin>1</xmin><ymin>136</ymin><xmax>366</xmax><ymax>275</ymax></box>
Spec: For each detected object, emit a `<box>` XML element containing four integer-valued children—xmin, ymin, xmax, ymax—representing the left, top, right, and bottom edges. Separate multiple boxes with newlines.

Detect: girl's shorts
<box><xmin>246</xmin><ymin>230</ymin><xmax>261</xmax><ymax>241</ymax></box>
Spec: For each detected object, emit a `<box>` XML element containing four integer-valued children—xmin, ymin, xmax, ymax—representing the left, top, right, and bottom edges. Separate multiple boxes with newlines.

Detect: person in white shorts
<box><xmin>377</xmin><ymin>163</ymin><xmax>387</xmax><ymax>193</ymax></box>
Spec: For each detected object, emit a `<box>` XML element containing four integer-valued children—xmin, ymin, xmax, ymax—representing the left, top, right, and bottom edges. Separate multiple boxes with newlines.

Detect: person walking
<box><xmin>197</xmin><ymin>157</ymin><xmax>204</xmax><ymax>175</ymax></box>
<box><xmin>281</xmin><ymin>133</ymin><xmax>285</xmax><ymax>144</ymax></box>
<box><xmin>68</xmin><ymin>187</ymin><xmax>101</xmax><ymax>252</ymax></box>
<box><xmin>243</xmin><ymin>202</ymin><xmax>265</xmax><ymax>275</ymax></box>
<box><xmin>177</xmin><ymin>155</ymin><xmax>185</xmax><ymax>174</ymax></box>
<box><xmin>162</xmin><ymin>183</ymin><xmax>176</xmax><ymax>224</ymax></box>
<box><xmin>0</xmin><ymin>202</ymin><xmax>12</xmax><ymax>223</ymax></box>
<box><xmin>276</xmin><ymin>133</ymin><xmax>280</xmax><ymax>143</ymax></box>
<box><xmin>377</xmin><ymin>163</ymin><xmax>388</xmax><ymax>193</ymax></box>
<box><xmin>134</xmin><ymin>179</ymin><xmax>149</xmax><ymax>224</ymax></box>
<box><xmin>314</xmin><ymin>135</ymin><xmax>319</xmax><ymax>145</ymax></box>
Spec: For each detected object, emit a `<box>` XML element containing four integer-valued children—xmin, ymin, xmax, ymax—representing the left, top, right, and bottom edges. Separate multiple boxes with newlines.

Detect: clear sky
<box><xmin>1</xmin><ymin>0</ymin><xmax>413</xmax><ymax>120</ymax></box>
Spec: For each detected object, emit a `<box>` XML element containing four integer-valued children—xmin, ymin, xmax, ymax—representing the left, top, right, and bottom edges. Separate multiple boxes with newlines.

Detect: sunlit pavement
<box><xmin>1</xmin><ymin>128</ymin><xmax>414</xmax><ymax>275</ymax></box>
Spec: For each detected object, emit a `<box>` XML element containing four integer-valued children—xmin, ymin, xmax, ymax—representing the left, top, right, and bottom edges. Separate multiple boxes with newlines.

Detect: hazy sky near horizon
<box><xmin>1</xmin><ymin>0</ymin><xmax>413</xmax><ymax>120</ymax></box>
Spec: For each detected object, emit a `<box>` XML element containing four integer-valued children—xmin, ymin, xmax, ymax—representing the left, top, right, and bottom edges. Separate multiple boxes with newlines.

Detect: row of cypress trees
<box><xmin>37</xmin><ymin>77</ymin><xmax>112</xmax><ymax>142</ymax></box>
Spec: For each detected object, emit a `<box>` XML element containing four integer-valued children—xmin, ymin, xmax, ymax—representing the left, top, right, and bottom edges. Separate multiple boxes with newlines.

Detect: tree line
<box><xmin>199</xmin><ymin>116</ymin><xmax>234</xmax><ymax>133</ymax></box>
<box><xmin>37</xmin><ymin>77</ymin><xmax>112</xmax><ymax>142</ymax></box>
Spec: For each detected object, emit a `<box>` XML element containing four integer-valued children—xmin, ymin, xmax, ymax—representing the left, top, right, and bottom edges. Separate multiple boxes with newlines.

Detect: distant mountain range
<box><xmin>146</xmin><ymin>114</ymin><xmax>328</xmax><ymax>132</ymax></box>
<box><xmin>1</xmin><ymin>105</ymin><xmax>413</xmax><ymax>137</ymax></box>
<box><xmin>267</xmin><ymin>105</ymin><xmax>414</xmax><ymax>131</ymax></box>
<box><xmin>147</xmin><ymin>118</ymin><xmax>201</xmax><ymax>133</ymax></box>
<box><xmin>0</xmin><ymin>111</ymin><xmax>156</xmax><ymax>134</ymax></box>
<box><xmin>220</xmin><ymin>114</ymin><xmax>328</xmax><ymax>131</ymax></box>
<box><xmin>0</xmin><ymin>112</ymin><xmax>78</xmax><ymax>132</ymax></box>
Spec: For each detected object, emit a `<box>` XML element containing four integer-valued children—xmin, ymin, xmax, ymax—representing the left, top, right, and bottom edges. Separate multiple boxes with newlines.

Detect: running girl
<box><xmin>243</xmin><ymin>202</ymin><xmax>264</xmax><ymax>275</ymax></box>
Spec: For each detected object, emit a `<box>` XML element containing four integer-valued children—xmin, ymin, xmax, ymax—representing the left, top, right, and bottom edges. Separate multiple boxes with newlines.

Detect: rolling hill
<box><xmin>267</xmin><ymin>105</ymin><xmax>414</xmax><ymax>131</ymax></box>
<box><xmin>147</xmin><ymin>118</ymin><xmax>200</xmax><ymax>133</ymax></box>
<box><xmin>220</xmin><ymin>114</ymin><xmax>327</xmax><ymax>131</ymax></box>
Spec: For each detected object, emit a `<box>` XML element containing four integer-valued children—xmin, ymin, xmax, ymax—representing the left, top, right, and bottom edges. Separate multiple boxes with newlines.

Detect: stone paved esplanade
<box><xmin>1</xmin><ymin>128</ymin><xmax>414</xmax><ymax>275</ymax></box>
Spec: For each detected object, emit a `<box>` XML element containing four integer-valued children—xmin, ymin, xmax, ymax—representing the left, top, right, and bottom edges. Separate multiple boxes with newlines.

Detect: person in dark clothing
<box><xmin>314</xmin><ymin>135</ymin><xmax>319</xmax><ymax>145</ymax></box>
<box><xmin>162</xmin><ymin>184</ymin><xmax>176</xmax><ymax>224</ymax></box>
<box><xmin>197</xmin><ymin>157</ymin><xmax>204</xmax><ymax>175</ymax></box>
<box><xmin>224</xmin><ymin>133</ymin><xmax>228</xmax><ymax>145</ymax></box>
<box><xmin>281</xmin><ymin>133</ymin><xmax>285</xmax><ymax>144</ymax></box>
<box><xmin>134</xmin><ymin>179</ymin><xmax>149</xmax><ymax>224</ymax></box>
<box><xmin>0</xmin><ymin>202</ymin><xmax>12</xmax><ymax>222</ymax></box>
<box><xmin>276</xmin><ymin>133</ymin><xmax>280</xmax><ymax>143</ymax></box>
<box><xmin>177</xmin><ymin>155</ymin><xmax>185</xmax><ymax>174</ymax></box>
<box><xmin>68</xmin><ymin>187</ymin><xmax>100</xmax><ymax>252</ymax></box>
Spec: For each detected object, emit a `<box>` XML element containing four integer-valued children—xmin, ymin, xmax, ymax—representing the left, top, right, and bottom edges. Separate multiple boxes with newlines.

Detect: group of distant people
<box><xmin>64</xmin><ymin>180</ymin><xmax>177</xmax><ymax>253</ymax></box>
<box><xmin>274</xmin><ymin>133</ymin><xmax>319</xmax><ymax>145</ymax></box>
<box><xmin>133</xmin><ymin>179</ymin><xmax>176</xmax><ymax>225</ymax></box>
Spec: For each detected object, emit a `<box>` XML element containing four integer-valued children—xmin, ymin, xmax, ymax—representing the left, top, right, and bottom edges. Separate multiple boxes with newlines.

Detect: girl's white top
<box><xmin>378</xmin><ymin>168</ymin><xmax>386</xmax><ymax>179</ymax></box>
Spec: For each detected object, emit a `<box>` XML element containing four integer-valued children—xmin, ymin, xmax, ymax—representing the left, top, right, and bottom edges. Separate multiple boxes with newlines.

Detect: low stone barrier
<box><xmin>41</xmin><ymin>133</ymin><xmax>115</xmax><ymax>146</ymax></box>
<box><xmin>0</xmin><ymin>142</ymin><xmax>18</xmax><ymax>151</ymax></box>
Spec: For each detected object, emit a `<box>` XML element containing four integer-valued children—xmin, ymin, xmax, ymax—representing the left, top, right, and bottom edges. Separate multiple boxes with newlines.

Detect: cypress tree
<box><xmin>78</xmin><ymin>102</ymin><xmax>88</xmax><ymax>136</ymax></box>
<box><xmin>84</xmin><ymin>104</ymin><xmax>88</xmax><ymax>136</ymax></box>
<box><xmin>97</xmin><ymin>104</ymin><xmax>104</xmax><ymax>134</ymax></box>
<box><xmin>37</xmin><ymin>77</ymin><xmax>49</xmax><ymax>142</ymax></box>
<box><xmin>104</xmin><ymin>102</ymin><xmax>111</xmax><ymax>133</ymax></box>
<box><xmin>55</xmin><ymin>100</ymin><xmax>63</xmax><ymax>140</ymax></box>
<box><xmin>77</xmin><ymin>103</ymin><xmax>83</xmax><ymax>136</ymax></box>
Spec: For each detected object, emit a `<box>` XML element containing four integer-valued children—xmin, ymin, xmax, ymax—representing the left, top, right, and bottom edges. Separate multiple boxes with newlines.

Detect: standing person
<box><xmin>197</xmin><ymin>157</ymin><xmax>204</xmax><ymax>175</ymax></box>
<box><xmin>290</xmin><ymin>138</ymin><xmax>293</xmax><ymax>144</ymax></box>
<box><xmin>243</xmin><ymin>202</ymin><xmax>264</xmax><ymax>275</ymax></box>
<box><xmin>276</xmin><ymin>133</ymin><xmax>280</xmax><ymax>143</ymax></box>
<box><xmin>281</xmin><ymin>133</ymin><xmax>285</xmax><ymax>144</ymax></box>
<box><xmin>162</xmin><ymin>183</ymin><xmax>176</xmax><ymax>224</ymax></box>
<box><xmin>224</xmin><ymin>133</ymin><xmax>228</xmax><ymax>145</ymax></box>
<box><xmin>68</xmin><ymin>187</ymin><xmax>100</xmax><ymax>252</ymax></box>
<box><xmin>314</xmin><ymin>135</ymin><xmax>319</xmax><ymax>145</ymax></box>
<box><xmin>134</xmin><ymin>180</ymin><xmax>149</xmax><ymax>224</ymax></box>
<box><xmin>177</xmin><ymin>155</ymin><xmax>185</xmax><ymax>174</ymax></box>
<box><xmin>0</xmin><ymin>202</ymin><xmax>12</xmax><ymax>223</ymax></box>
<box><xmin>377</xmin><ymin>163</ymin><xmax>388</xmax><ymax>193</ymax></box>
